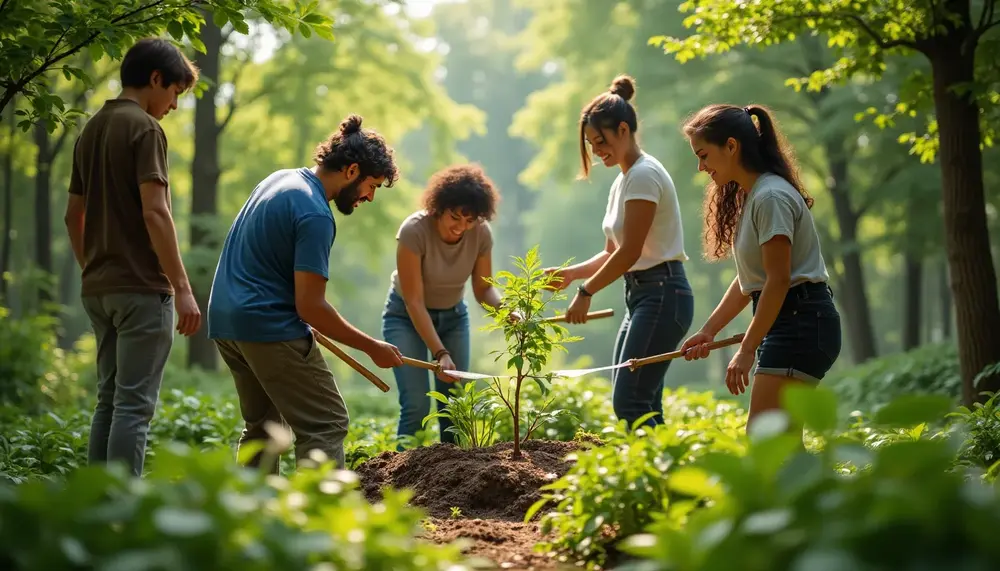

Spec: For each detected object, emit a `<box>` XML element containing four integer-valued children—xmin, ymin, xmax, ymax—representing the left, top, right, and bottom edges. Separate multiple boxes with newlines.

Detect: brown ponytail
<box><xmin>683</xmin><ymin>103</ymin><xmax>811</xmax><ymax>260</ymax></box>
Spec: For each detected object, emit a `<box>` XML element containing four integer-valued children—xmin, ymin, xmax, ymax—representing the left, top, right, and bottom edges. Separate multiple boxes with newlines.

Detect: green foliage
<box><xmin>345</xmin><ymin>417</ymin><xmax>433</xmax><ymax>470</ymax></box>
<box><xmin>423</xmin><ymin>382</ymin><xmax>504</xmax><ymax>449</ymax></box>
<box><xmin>0</xmin><ymin>0</ymin><xmax>336</xmax><ymax>130</ymax></box>
<box><xmin>0</xmin><ymin>308</ymin><xmax>86</xmax><ymax>412</ymax></box>
<box><xmin>0</xmin><ymin>408</ymin><xmax>89</xmax><ymax>485</ymax></box>
<box><xmin>0</xmin><ymin>388</ymin><xmax>408</xmax><ymax>482</ymax></box>
<box><xmin>497</xmin><ymin>373</ymin><xmax>616</xmax><ymax>442</ymax></box>
<box><xmin>823</xmin><ymin>342</ymin><xmax>961</xmax><ymax>415</ymax></box>
<box><xmin>479</xmin><ymin>246</ymin><xmax>581</xmax><ymax>457</ymax></box>
<box><xmin>948</xmin><ymin>389</ymin><xmax>1000</xmax><ymax>478</ymax></box>
<box><xmin>525</xmin><ymin>388</ymin><xmax>747</xmax><ymax>568</ymax></box>
<box><xmin>648</xmin><ymin>0</ymin><xmax>1000</xmax><ymax>159</ymax></box>
<box><xmin>0</xmin><ymin>444</ymin><xmax>478</xmax><ymax>570</ymax></box>
<box><xmin>616</xmin><ymin>389</ymin><xmax>1000</xmax><ymax>571</ymax></box>
<box><xmin>148</xmin><ymin>388</ymin><xmax>240</xmax><ymax>451</ymax></box>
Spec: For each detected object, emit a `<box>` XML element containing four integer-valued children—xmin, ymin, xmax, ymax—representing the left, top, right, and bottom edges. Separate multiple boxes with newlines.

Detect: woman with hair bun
<box><xmin>545</xmin><ymin>75</ymin><xmax>694</xmax><ymax>430</ymax></box>
<box><xmin>679</xmin><ymin>103</ymin><xmax>842</xmax><ymax>434</ymax></box>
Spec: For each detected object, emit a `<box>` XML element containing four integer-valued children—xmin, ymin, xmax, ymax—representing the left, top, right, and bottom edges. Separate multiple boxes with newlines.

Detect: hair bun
<box><xmin>340</xmin><ymin>114</ymin><xmax>363</xmax><ymax>135</ymax></box>
<box><xmin>609</xmin><ymin>75</ymin><xmax>635</xmax><ymax>102</ymax></box>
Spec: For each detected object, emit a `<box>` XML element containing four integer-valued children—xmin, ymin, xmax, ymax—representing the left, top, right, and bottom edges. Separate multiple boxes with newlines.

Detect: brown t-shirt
<box><xmin>69</xmin><ymin>99</ymin><xmax>173</xmax><ymax>297</ymax></box>
<box><xmin>390</xmin><ymin>210</ymin><xmax>493</xmax><ymax>309</ymax></box>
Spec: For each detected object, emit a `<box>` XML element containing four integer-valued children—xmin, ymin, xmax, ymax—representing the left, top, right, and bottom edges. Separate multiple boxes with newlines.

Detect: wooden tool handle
<box><xmin>629</xmin><ymin>333</ymin><xmax>746</xmax><ymax>370</ymax></box>
<box><xmin>543</xmin><ymin>308</ymin><xmax>615</xmax><ymax>323</ymax></box>
<box><xmin>312</xmin><ymin>331</ymin><xmax>391</xmax><ymax>393</ymax></box>
<box><xmin>401</xmin><ymin>356</ymin><xmax>439</xmax><ymax>371</ymax></box>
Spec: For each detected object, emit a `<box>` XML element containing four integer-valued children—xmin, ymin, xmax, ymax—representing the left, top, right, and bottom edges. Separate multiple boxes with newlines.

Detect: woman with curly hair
<box><xmin>679</xmin><ymin>103</ymin><xmax>842</xmax><ymax>434</ymax></box>
<box><xmin>381</xmin><ymin>163</ymin><xmax>502</xmax><ymax>444</ymax></box>
<box><xmin>545</xmin><ymin>75</ymin><xmax>694</xmax><ymax>430</ymax></box>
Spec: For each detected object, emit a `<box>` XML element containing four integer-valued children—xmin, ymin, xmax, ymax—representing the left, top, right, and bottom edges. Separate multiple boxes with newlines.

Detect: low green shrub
<box><xmin>823</xmin><ymin>342</ymin><xmax>961</xmax><ymax>415</ymax></box>
<box><xmin>948</xmin><ymin>389</ymin><xmax>1000</xmax><ymax>479</ymax></box>
<box><xmin>1</xmin><ymin>388</ymin><xmax>406</xmax><ymax>482</ymax></box>
<box><xmin>525</xmin><ymin>388</ymin><xmax>747</xmax><ymax>569</ymax></box>
<box><xmin>0</xmin><ymin>309</ymin><xmax>88</xmax><ymax>412</ymax></box>
<box><xmin>0</xmin><ymin>444</ymin><xmax>481</xmax><ymax>571</ymax></box>
<box><xmin>148</xmin><ymin>388</ymin><xmax>241</xmax><ymax>453</ymax></box>
<box><xmin>616</xmin><ymin>388</ymin><xmax>1000</xmax><ymax>571</ymax></box>
<box><xmin>424</xmin><ymin>381</ymin><xmax>506</xmax><ymax>449</ymax></box>
<box><xmin>0</xmin><ymin>409</ymin><xmax>89</xmax><ymax>485</ymax></box>
<box><xmin>500</xmin><ymin>373</ymin><xmax>616</xmax><ymax>442</ymax></box>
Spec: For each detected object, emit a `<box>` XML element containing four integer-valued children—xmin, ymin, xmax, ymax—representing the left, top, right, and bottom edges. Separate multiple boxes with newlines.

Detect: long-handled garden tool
<box><xmin>401</xmin><ymin>331</ymin><xmax>746</xmax><ymax>382</ymax></box>
<box><xmin>312</xmin><ymin>330</ymin><xmax>392</xmax><ymax>393</ymax></box>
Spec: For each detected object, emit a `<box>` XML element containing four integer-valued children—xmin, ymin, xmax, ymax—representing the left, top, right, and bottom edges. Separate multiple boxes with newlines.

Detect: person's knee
<box><xmin>111</xmin><ymin>388</ymin><xmax>157</xmax><ymax>422</ymax></box>
<box><xmin>613</xmin><ymin>392</ymin><xmax>658</xmax><ymax>428</ymax></box>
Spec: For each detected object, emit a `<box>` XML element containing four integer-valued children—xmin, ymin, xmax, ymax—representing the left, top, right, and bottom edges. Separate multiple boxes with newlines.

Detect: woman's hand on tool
<box><xmin>565</xmin><ymin>292</ymin><xmax>592</xmax><ymax>324</ymax></box>
<box><xmin>680</xmin><ymin>331</ymin><xmax>715</xmax><ymax>361</ymax></box>
<box><xmin>435</xmin><ymin>354</ymin><xmax>461</xmax><ymax>383</ymax></box>
<box><xmin>368</xmin><ymin>340</ymin><xmax>404</xmax><ymax>368</ymax></box>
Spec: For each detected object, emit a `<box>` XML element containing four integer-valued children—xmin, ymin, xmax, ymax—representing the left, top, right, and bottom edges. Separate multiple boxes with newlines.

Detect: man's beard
<box><xmin>332</xmin><ymin>178</ymin><xmax>362</xmax><ymax>215</ymax></box>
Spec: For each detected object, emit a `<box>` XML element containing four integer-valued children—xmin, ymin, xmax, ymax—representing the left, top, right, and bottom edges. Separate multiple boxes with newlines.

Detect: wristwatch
<box><xmin>578</xmin><ymin>284</ymin><xmax>592</xmax><ymax>297</ymax></box>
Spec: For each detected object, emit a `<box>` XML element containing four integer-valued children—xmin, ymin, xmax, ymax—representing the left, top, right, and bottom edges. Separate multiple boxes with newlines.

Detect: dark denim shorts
<box><xmin>750</xmin><ymin>281</ymin><xmax>842</xmax><ymax>383</ymax></box>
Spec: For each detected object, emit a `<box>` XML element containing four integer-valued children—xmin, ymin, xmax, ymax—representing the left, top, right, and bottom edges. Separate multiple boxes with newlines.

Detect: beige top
<box><xmin>390</xmin><ymin>210</ymin><xmax>493</xmax><ymax>309</ymax></box>
<box><xmin>733</xmin><ymin>172</ymin><xmax>829</xmax><ymax>295</ymax></box>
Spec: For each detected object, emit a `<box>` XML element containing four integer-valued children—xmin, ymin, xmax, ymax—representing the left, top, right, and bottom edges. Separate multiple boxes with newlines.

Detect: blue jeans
<box><xmin>380</xmin><ymin>288</ymin><xmax>471</xmax><ymax>445</ymax></box>
<box><xmin>611</xmin><ymin>261</ymin><xmax>694</xmax><ymax>429</ymax></box>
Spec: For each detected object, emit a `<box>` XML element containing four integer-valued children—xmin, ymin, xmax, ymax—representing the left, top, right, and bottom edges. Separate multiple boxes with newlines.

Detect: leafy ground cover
<box><xmin>2</xmin><ymin>249</ymin><xmax>1000</xmax><ymax>570</ymax></box>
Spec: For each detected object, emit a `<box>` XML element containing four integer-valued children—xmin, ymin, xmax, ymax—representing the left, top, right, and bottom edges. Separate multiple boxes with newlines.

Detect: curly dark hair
<box><xmin>683</xmin><ymin>103</ymin><xmax>811</xmax><ymax>261</ymax></box>
<box><xmin>578</xmin><ymin>74</ymin><xmax>639</xmax><ymax>179</ymax></box>
<box><xmin>313</xmin><ymin>114</ymin><xmax>399</xmax><ymax>187</ymax></box>
<box><xmin>421</xmin><ymin>163</ymin><xmax>500</xmax><ymax>220</ymax></box>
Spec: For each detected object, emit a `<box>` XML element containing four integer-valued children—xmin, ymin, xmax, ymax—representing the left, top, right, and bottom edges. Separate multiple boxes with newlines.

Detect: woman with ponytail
<box><xmin>545</xmin><ymin>75</ymin><xmax>694</xmax><ymax>430</ymax></box>
<box><xmin>679</xmin><ymin>104</ymin><xmax>842</xmax><ymax>433</ymax></box>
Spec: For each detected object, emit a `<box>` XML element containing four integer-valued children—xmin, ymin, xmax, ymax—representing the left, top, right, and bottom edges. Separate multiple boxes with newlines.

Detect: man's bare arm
<box><xmin>140</xmin><ymin>181</ymin><xmax>192</xmax><ymax>293</ymax></box>
<box><xmin>294</xmin><ymin>270</ymin><xmax>379</xmax><ymax>353</ymax></box>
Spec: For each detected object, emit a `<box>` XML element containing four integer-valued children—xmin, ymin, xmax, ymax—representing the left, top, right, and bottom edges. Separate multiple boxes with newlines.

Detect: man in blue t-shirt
<box><xmin>207</xmin><ymin>114</ymin><xmax>403</xmax><ymax>473</ymax></box>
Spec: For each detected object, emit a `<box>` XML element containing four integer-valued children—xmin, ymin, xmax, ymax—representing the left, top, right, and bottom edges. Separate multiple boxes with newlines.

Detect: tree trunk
<box><xmin>902</xmin><ymin>254</ymin><xmax>922</xmax><ymax>351</ymax></box>
<box><xmin>33</xmin><ymin>122</ymin><xmax>53</xmax><ymax>306</ymax></box>
<box><xmin>1</xmin><ymin>101</ymin><xmax>14</xmax><ymax>302</ymax></box>
<box><xmin>187</xmin><ymin>17</ymin><xmax>223</xmax><ymax>371</ymax></box>
<box><xmin>928</xmin><ymin>17</ymin><xmax>1000</xmax><ymax>404</ymax></box>
<box><xmin>824</xmin><ymin>150</ymin><xmax>878</xmax><ymax>362</ymax></box>
<box><xmin>57</xmin><ymin>249</ymin><xmax>78</xmax><ymax>349</ymax></box>
<box><xmin>940</xmin><ymin>258</ymin><xmax>952</xmax><ymax>340</ymax></box>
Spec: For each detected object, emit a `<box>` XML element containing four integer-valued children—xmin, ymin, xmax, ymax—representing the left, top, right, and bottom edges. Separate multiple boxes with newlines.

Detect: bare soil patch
<box><xmin>356</xmin><ymin>439</ymin><xmax>582</xmax><ymax>569</ymax></box>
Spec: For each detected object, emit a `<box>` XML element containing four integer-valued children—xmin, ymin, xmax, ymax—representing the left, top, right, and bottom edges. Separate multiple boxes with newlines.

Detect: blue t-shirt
<box><xmin>207</xmin><ymin>167</ymin><xmax>336</xmax><ymax>342</ymax></box>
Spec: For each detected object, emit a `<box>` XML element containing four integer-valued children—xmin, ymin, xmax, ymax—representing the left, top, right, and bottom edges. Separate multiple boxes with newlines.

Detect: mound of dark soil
<box><xmin>421</xmin><ymin>518</ymin><xmax>562</xmax><ymax>571</ymax></box>
<box><xmin>355</xmin><ymin>439</ymin><xmax>578</xmax><ymax>521</ymax></box>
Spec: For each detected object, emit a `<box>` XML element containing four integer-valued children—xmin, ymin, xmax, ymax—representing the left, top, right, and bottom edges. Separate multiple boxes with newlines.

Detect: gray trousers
<box><xmin>214</xmin><ymin>334</ymin><xmax>350</xmax><ymax>473</ymax></box>
<box><xmin>82</xmin><ymin>293</ymin><xmax>174</xmax><ymax>478</ymax></box>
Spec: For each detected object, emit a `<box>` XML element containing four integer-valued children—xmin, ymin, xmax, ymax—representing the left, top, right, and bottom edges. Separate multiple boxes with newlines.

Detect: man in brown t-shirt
<box><xmin>64</xmin><ymin>38</ymin><xmax>202</xmax><ymax>478</ymax></box>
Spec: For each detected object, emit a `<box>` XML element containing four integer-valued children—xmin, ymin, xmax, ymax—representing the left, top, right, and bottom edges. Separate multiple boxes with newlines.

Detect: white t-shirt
<box><xmin>601</xmin><ymin>152</ymin><xmax>688</xmax><ymax>271</ymax></box>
